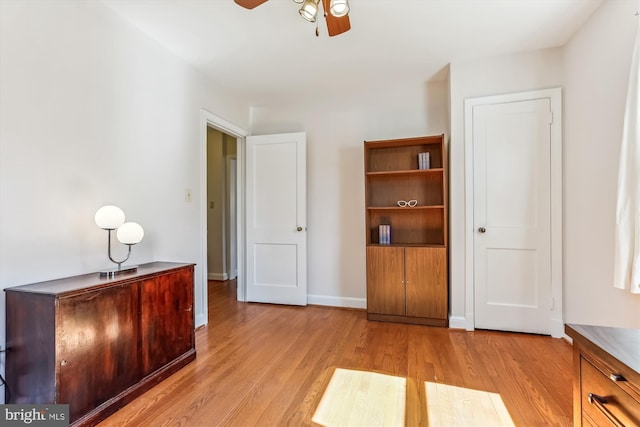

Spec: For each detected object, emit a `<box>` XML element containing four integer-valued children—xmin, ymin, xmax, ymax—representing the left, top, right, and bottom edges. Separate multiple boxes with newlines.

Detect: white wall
<box><xmin>251</xmin><ymin>81</ymin><xmax>449</xmax><ymax>307</ymax></box>
<box><xmin>448</xmin><ymin>0</ymin><xmax>640</xmax><ymax>329</ymax></box>
<box><xmin>0</xmin><ymin>0</ymin><xmax>250</xmax><ymax>355</ymax></box>
<box><xmin>250</xmin><ymin>1</ymin><xmax>640</xmax><ymax>329</ymax></box>
<box><xmin>448</xmin><ymin>48</ymin><xmax>565</xmax><ymax>326</ymax></box>
<box><xmin>563</xmin><ymin>0</ymin><xmax>640</xmax><ymax>327</ymax></box>
<box><xmin>2</xmin><ymin>1</ymin><xmax>637</xmax><ymax>374</ymax></box>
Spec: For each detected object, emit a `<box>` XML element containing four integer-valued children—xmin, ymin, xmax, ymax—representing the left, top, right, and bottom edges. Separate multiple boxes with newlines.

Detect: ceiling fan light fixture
<box><xmin>299</xmin><ymin>0</ymin><xmax>320</xmax><ymax>22</ymax></box>
<box><xmin>292</xmin><ymin>0</ymin><xmax>304</xmax><ymax>3</ymax></box>
<box><xmin>329</xmin><ymin>0</ymin><xmax>349</xmax><ymax>17</ymax></box>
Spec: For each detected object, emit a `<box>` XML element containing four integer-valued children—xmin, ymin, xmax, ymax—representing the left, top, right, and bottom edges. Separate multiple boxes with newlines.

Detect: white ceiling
<box><xmin>102</xmin><ymin>0</ymin><xmax>603</xmax><ymax>106</ymax></box>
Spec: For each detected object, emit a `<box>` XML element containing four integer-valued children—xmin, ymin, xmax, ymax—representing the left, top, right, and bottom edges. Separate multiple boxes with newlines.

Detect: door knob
<box><xmin>478</xmin><ymin>227</ymin><xmax>486</xmax><ymax>233</ymax></box>
<box><xmin>297</xmin><ymin>226</ymin><xmax>303</xmax><ymax>232</ymax></box>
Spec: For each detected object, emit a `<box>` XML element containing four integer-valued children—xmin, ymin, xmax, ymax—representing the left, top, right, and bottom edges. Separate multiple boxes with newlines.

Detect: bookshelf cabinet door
<box><xmin>405</xmin><ymin>247</ymin><xmax>447</xmax><ymax>320</ymax></box>
<box><xmin>366</xmin><ymin>246</ymin><xmax>405</xmax><ymax>316</ymax></box>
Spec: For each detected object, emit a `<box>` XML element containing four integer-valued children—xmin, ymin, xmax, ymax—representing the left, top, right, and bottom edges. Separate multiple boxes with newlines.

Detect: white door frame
<box><xmin>199</xmin><ymin>109</ymin><xmax>248</xmax><ymax>326</ymax></box>
<box><xmin>463</xmin><ymin>88</ymin><xmax>563</xmax><ymax>338</ymax></box>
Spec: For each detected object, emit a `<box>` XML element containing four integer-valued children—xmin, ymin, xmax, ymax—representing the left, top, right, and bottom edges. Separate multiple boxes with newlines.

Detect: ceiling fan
<box><xmin>234</xmin><ymin>0</ymin><xmax>351</xmax><ymax>37</ymax></box>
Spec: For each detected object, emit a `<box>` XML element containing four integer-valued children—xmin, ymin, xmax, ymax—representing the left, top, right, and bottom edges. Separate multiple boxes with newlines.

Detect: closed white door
<box><xmin>246</xmin><ymin>132</ymin><xmax>307</xmax><ymax>305</ymax></box>
<box><xmin>473</xmin><ymin>98</ymin><xmax>552</xmax><ymax>334</ymax></box>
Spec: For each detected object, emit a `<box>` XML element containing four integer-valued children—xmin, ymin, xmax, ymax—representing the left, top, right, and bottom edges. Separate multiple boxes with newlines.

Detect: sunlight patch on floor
<box><xmin>425</xmin><ymin>381</ymin><xmax>515</xmax><ymax>427</ymax></box>
<box><xmin>312</xmin><ymin>368</ymin><xmax>406</xmax><ymax>427</ymax></box>
<box><xmin>310</xmin><ymin>368</ymin><xmax>515</xmax><ymax>427</ymax></box>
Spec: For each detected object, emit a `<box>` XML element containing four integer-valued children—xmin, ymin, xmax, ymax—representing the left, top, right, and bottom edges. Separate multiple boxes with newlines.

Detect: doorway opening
<box><xmin>200</xmin><ymin>110</ymin><xmax>248</xmax><ymax>327</ymax></box>
<box><xmin>206</xmin><ymin>127</ymin><xmax>237</xmax><ymax>282</ymax></box>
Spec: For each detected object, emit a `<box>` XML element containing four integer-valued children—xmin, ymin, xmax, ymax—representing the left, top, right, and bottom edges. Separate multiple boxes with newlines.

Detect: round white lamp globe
<box><xmin>116</xmin><ymin>222</ymin><xmax>144</xmax><ymax>245</ymax></box>
<box><xmin>95</xmin><ymin>205</ymin><xmax>125</xmax><ymax>230</ymax></box>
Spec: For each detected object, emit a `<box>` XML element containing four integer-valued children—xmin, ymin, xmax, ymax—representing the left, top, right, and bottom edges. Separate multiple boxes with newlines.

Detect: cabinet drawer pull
<box><xmin>587</xmin><ymin>393</ymin><xmax>625</xmax><ymax>427</ymax></box>
<box><xmin>609</xmin><ymin>373</ymin><xmax>627</xmax><ymax>382</ymax></box>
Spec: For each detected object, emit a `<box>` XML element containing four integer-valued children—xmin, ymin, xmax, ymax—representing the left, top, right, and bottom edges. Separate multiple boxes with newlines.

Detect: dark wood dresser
<box><xmin>566</xmin><ymin>324</ymin><xmax>640</xmax><ymax>426</ymax></box>
<box><xmin>5</xmin><ymin>262</ymin><xmax>196</xmax><ymax>427</ymax></box>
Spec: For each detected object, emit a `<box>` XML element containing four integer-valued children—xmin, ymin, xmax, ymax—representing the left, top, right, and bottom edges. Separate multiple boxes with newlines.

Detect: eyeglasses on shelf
<box><xmin>397</xmin><ymin>200</ymin><xmax>418</xmax><ymax>207</ymax></box>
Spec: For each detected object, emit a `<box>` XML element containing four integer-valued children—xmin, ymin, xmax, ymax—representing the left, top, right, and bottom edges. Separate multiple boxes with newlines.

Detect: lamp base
<box><xmin>99</xmin><ymin>265</ymin><xmax>138</xmax><ymax>279</ymax></box>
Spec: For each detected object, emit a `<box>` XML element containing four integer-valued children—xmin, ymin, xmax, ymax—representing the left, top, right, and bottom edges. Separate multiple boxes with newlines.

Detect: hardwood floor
<box><xmin>99</xmin><ymin>280</ymin><xmax>573</xmax><ymax>426</ymax></box>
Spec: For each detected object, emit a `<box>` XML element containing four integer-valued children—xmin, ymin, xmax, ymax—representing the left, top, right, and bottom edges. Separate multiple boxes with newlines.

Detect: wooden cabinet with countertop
<box><xmin>565</xmin><ymin>324</ymin><xmax>640</xmax><ymax>426</ymax></box>
<box><xmin>5</xmin><ymin>262</ymin><xmax>196</xmax><ymax>427</ymax></box>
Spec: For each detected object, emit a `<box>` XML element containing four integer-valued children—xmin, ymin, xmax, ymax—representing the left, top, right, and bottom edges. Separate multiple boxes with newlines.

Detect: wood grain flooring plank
<box><xmin>97</xmin><ymin>280</ymin><xmax>573</xmax><ymax>427</ymax></box>
<box><xmin>216</xmin><ymin>308</ymin><xmax>347</xmax><ymax>426</ymax></box>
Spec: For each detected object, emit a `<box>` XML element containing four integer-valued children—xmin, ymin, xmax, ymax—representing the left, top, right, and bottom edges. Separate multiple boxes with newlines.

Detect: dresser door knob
<box><xmin>609</xmin><ymin>373</ymin><xmax>626</xmax><ymax>382</ymax></box>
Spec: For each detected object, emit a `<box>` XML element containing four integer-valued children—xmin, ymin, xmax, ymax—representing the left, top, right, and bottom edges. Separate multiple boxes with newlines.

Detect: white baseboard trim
<box><xmin>448</xmin><ymin>316</ymin><xmax>468</xmax><ymax>330</ymax></box>
<box><xmin>208</xmin><ymin>272</ymin><xmax>228</xmax><ymax>281</ymax></box>
<box><xmin>449</xmin><ymin>314</ymin><xmax>566</xmax><ymax>337</ymax></box>
<box><xmin>307</xmin><ymin>294</ymin><xmax>366</xmax><ymax>309</ymax></box>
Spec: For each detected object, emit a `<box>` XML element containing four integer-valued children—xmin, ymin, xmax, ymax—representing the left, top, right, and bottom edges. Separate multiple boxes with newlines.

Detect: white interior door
<box><xmin>246</xmin><ymin>132</ymin><xmax>307</xmax><ymax>305</ymax></box>
<box><xmin>472</xmin><ymin>98</ymin><xmax>552</xmax><ymax>334</ymax></box>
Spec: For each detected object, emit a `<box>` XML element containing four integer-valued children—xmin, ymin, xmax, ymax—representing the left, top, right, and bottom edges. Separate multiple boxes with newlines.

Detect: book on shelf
<box><xmin>418</xmin><ymin>152</ymin><xmax>430</xmax><ymax>170</ymax></box>
<box><xmin>379</xmin><ymin>224</ymin><xmax>391</xmax><ymax>245</ymax></box>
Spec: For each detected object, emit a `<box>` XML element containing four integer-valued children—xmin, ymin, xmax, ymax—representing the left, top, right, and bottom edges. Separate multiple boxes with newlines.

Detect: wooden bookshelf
<box><xmin>364</xmin><ymin>134</ymin><xmax>448</xmax><ymax>326</ymax></box>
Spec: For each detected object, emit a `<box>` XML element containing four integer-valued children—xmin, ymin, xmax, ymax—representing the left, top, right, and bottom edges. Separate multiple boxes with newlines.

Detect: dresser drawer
<box><xmin>581</xmin><ymin>356</ymin><xmax>640</xmax><ymax>426</ymax></box>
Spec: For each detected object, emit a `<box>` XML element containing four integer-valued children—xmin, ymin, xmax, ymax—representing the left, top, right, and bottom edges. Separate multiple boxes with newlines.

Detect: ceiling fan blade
<box><xmin>234</xmin><ymin>0</ymin><xmax>268</xmax><ymax>9</ymax></box>
<box><xmin>322</xmin><ymin>0</ymin><xmax>351</xmax><ymax>37</ymax></box>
